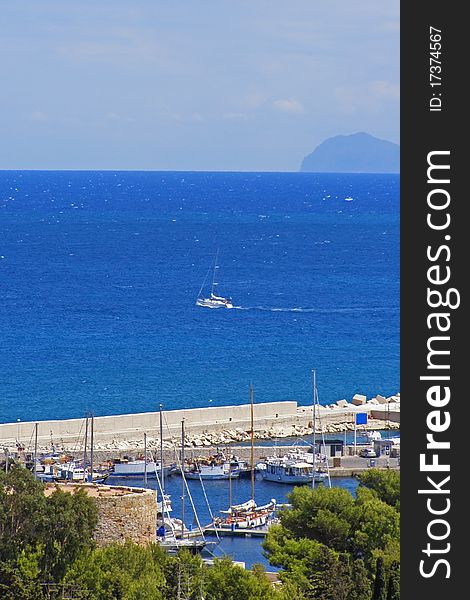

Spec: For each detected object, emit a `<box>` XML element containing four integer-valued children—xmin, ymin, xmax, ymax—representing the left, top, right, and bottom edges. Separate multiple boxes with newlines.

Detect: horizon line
<box><xmin>0</xmin><ymin>168</ymin><xmax>400</xmax><ymax>175</ymax></box>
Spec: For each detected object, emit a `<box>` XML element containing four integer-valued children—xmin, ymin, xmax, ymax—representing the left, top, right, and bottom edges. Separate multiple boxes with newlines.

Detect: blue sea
<box><xmin>0</xmin><ymin>171</ymin><xmax>399</xmax><ymax>424</ymax></box>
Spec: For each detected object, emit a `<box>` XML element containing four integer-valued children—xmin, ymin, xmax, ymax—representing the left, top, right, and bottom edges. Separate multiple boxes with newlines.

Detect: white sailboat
<box><xmin>157</xmin><ymin>416</ymin><xmax>212</xmax><ymax>554</ymax></box>
<box><xmin>196</xmin><ymin>250</ymin><xmax>233</xmax><ymax>309</ymax></box>
<box><xmin>214</xmin><ymin>385</ymin><xmax>278</xmax><ymax>531</ymax></box>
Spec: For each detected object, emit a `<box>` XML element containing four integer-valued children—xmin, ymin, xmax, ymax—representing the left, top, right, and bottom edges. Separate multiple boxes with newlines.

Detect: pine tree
<box><xmin>372</xmin><ymin>558</ymin><xmax>387</xmax><ymax>600</ymax></box>
<box><xmin>386</xmin><ymin>562</ymin><xmax>400</xmax><ymax>600</ymax></box>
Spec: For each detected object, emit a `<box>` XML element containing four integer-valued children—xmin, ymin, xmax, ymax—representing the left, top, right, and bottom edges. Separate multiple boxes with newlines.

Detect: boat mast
<box><xmin>312</xmin><ymin>370</ymin><xmax>317</xmax><ymax>490</ymax></box>
<box><xmin>211</xmin><ymin>248</ymin><xmax>219</xmax><ymax>296</ymax></box>
<box><xmin>160</xmin><ymin>404</ymin><xmax>165</xmax><ymax>496</ymax></box>
<box><xmin>83</xmin><ymin>416</ymin><xmax>89</xmax><ymax>482</ymax></box>
<box><xmin>229</xmin><ymin>457</ymin><xmax>232</xmax><ymax>512</ymax></box>
<box><xmin>89</xmin><ymin>413</ymin><xmax>94</xmax><ymax>483</ymax></box>
<box><xmin>250</xmin><ymin>384</ymin><xmax>255</xmax><ymax>502</ymax></box>
<box><xmin>181</xmin><ymin>419</ymin><xmax>185</xmax><ymax>539</ymax></box>
<box><xmin>144</xmin><ymin>432</ymin><xmax>148</xmax><ymax>487</ymax></box>
<box><xmin>33</xmin><ymin>423</ymin><xmax>38</xmax><ymax>480</ymax></box>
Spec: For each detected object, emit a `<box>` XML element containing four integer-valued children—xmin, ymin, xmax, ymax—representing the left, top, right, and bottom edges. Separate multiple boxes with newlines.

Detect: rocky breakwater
<box><xmin>2</xmin><ymin>393</ymin><xmax>399</xmax><ymax>456</ymax></box>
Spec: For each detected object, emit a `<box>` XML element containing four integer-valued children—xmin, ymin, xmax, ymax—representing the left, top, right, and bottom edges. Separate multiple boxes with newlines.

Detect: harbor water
<box><xmin>106</xmin><ymin>472</ymin><xmax>359</xmax><ymax>569</ymax></box>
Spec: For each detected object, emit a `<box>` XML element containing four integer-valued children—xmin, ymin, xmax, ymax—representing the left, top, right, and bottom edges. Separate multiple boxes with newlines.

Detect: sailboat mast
<box><xmin>211</xmin><ymin>249</ymin><xmax>219</xmax><ymax>295</ymax></box>
<box><xmin>229</xmin><ymin>457</ymin><xmax>233</xmax><ymax>513</ymax></box>
<box><xmin>33</xmin><ymin>423</ymin><xmax>38</xmax><ymax>480</ymax></box>
<box><xmin>250</xmin><ymin>384</ymin><xmax>255</xmax><ymax>502</ymax></box>
<box><xmin>312</xmin><ymin>370</ymin><xmax>317</xmax><ymax>490</ymax></box>
<box><xmin>144</xmin><ymin>432</ymin><xmax>148</xmax><ymax>487</ymax></box>
<box><xmin>90</xmin><ymin>413</ymin><xmax>94</xmax><ymax>483</ymax></box>
<box><xmin>181</xmin><ymin>419</ymin><xmax>185</xmax><ymax>539</ymax></box>
<box><xmin>160</xmin><ymin>404</ymin><xmax>165</xmax><ymax>495</ymax></box>
<box><xmin>83</xmin><ymin>416</ymin><xmax>89</xmax><ymax>482</ymax></box>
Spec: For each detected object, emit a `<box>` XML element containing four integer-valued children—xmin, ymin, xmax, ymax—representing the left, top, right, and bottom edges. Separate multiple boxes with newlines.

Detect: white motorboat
<box><xmin>184</xmin><ymin>462</ymin><xmax>240</xmax><ymax>480</ymax></box>
<box><xmin>109</xmin><ymin>458</ymin><xmax>175</xmax><ymax>479</ymax></box>
<box><xmin>182</xmin><ymin>452</ymin><xmax>245</xmax><ymax>480</ymax></box>
<box><xmin>156</xmin><ymin>535</ymin><xmax>210</xmax><ymax>555</ymax></box>
<box><xmin>260</xmin><ymin>456</ymin><xmax>327</xmax><ymax>485</ymax></box>
<box><xmin>364</xmin><ymin>430</ymin><xmax>382</xmax><ymax>442</ymax></box>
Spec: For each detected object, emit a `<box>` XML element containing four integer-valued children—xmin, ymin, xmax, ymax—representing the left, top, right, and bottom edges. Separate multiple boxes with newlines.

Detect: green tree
<box><xmin>350</xmin><ymin>488</ymin><xmax>400</xmax><ymax>562</ymax></box>
<box><xmin>372</xmin><ymin>557</ymin><xmax>387</xmax><ymax>600</ymax></box>
<box><xmin>278</xmin><ymin>486</ymin><xmax>354</xmax><ymax>551</ymax></box>
<box><xmin>65</xmin><ymin>544</ymin><xmax>282</xmax><ymax>600</ymax></box>
<box><xmin>203</xmin><ymin>557</ymin><xmax>280</xmax><ymax>600</ymax></box>
<box><xmin>0</xmin><ymin>465</ymin><xmax>47</xmax><ymax>562</ymax></box>
<box><xmin>0</xmin><ymin>560</ymin><xmax>45</xmax><ymax>600</ymax></box>
<box><xmin>65</xmin><ymin>542</ymin><xmax>166</xmax><ymax>600</ymax></box>
<box><xmin>264</xmin><ymin>527</ymin><xmax>371</xmax><ymax>600</ymax></box>
<box><xmin>1</xmin><ymin>466</ymin><xmax>98</xmax><ymax>593</ymax></box>
<box><xmin>41</xmin><ymin>486</ymin><xmax>98</xmax><ymax>581</ymax></box>
<box><xmin>386</xmin><ymin>562</ymin><xmax>400</xmax><ymax>600</ymax></box>
<box><xmin>358</xmin><ymin>470</ymin><xmax>400</xmax><ymax>509</ymax></box>
<box><xmin>160</xmin><ymin>548</ymin><xmax>204</xmax><ymax>600</ymax></box>
<box><xmin>264</xmin><ymin>482</ymin><xmax>399</xmax><ymax>600</ymax></box>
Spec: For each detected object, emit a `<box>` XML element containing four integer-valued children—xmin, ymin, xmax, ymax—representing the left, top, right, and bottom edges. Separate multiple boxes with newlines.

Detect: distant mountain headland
<box><xmin>300</xmin><ymin>132</ymin><xmax>400</xmax><ymax>173</ymax></box>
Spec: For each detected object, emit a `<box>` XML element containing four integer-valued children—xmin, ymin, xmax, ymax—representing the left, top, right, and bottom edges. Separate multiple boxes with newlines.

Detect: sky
<box><xmin>0</xmin><ymin>1</ymin><xmax>399</xmax><ymax>172</ymax></box>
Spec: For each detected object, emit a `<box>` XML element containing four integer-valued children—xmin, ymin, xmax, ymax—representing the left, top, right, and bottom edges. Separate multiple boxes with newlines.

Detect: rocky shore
<box><xmin>22</xmin><ymin>418</ymin><xmax>398</xmax><ymax>456</ymax></box>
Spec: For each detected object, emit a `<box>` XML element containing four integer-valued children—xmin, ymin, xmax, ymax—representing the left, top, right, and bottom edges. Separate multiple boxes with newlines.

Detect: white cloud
<box><xmin>369</xmin><ymin>80</ymin><xmax>400</xmax><ymax>100</ymax></box>
<box><xmin>244</xmin><ymin>94</ymin><xmax>267</xmax><ymax>109</ymax></box>
<box><xmin>334</xmin><ymin>80</ymin><xmax>400</xmax><ymax>114</ymax></box>
<box><xmin>272</xmin><ymin>98</ymin><xmax>305</xmax><ymax>114</ymax></box>
<box><xmin>29</xmin><ymin>110</ymin><xmax>48</xmax><ymax>122</ymax></box>
<box><xmin>222</xmin><ymin>112</ymin><xmax>253</xmax><ymax>121</ymax></box>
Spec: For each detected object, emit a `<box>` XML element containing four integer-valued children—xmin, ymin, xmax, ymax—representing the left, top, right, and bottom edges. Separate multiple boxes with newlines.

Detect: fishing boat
<box><xmin>215</xmin><ymin>498</ymin><xmax>277</xmax><ymax>531</ymax></box>
<box><xmin>109</xmin><ymin>457</ymin><xmax>175</xmax><ymax>479</ymax></box>
<box><xmin>215</xmin><ymin>385</ymin><xmax>279</xmax><ymax>531</ymax></box>
<box><xmin>261</xmin><ymin>370</ymin><xmax>331</xmax><ymax>486</ymax></box>
<box><xmin>51</xmin><ymin>414</ymin><xmax>109</xmax><ymax>484</ymax></box>
<box><xmin>54</xmin><ymin>461</ymin><xmax>109</xmax><ymax>484</ymax></box>
<box><xmin>184</xmin><ymin>462</ymin><xmax>240</xmax><ymax>480</ymax></box>
<box><xmin>260</xmin><ymin>456</ymin><xmax>327</xmax><ymax>485</ymax></box>
<box><xmin>183</xmin><ymin>452</ymin><xmax>245</xmax><ymax>480</ymax></box>
<box><xmin>196</xmin><ymin>250</ymin><xmax>233</xmax><ymax>309</ymax></box>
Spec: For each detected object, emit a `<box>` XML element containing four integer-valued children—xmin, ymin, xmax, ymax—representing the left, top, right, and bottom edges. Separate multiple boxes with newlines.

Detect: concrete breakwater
<box><xmin>1</xmin><ymin>394</ymin><xmax>399</xmax><ymax>453</ymax></box>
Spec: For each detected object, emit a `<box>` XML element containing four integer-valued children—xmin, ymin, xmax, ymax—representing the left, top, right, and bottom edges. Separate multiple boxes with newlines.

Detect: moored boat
<box><xmin>109</xmin><ymin>458</ymin><xmax>175</xmax><ymax>479</ymax></box>
<box><xmin>182</xmin><ymin>453</ymin><xmax>245</xmax><ymax>480</ymax></box>
<box><xmin>214</xmin><ymin>498</ymin><xmax>277</xmax><ymax>530</ymax></box>
<box><xmin>364</xmin><ymin>430</ymin><xmax>382</xmax><ymax>442</ymax></box>
<box><xmin>54</xmin><ymin>461</ymin><xmax>109</xmax><ymax>484</ymax></box>
<box><xmin>260</xmin><ymin>456</ymin><xmax>327</xmax><ymax>485</ymax></box>
<box><xmin>215</xmin><ymin>385</ymin><xmax>279</xmax><ymax>531</ymax></box>
<box><xmin>184</xmin><ymin>462</ymin><xmax>240</xmax><ymax>480</ymax></box>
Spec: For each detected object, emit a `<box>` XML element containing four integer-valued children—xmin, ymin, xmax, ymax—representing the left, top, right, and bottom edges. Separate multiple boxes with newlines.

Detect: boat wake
<box><xmin>232</xmin><ymin>306</ymin><xmax>398</xmax><ymax>314</ymax></box>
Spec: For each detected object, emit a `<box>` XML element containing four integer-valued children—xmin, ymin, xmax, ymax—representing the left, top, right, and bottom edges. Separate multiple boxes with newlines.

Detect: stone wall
<box><xmin>93</xmin><ymin>486</ymin><xmax>157</xmax><ymax>546</ymax></box>
<box><xmin>45</xmin><ymin>484</ymin><xmax>157</xmax><ymax>546</ymax></box>
<box><xmin>1</xmin><ymin>398</ymin><xmax>400</xmax><ymax>453</ymax></box>
<box><xmin>0</xmin><ymin>401</ymin><xmax>298</xmax><ymax>447</ymax></box>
